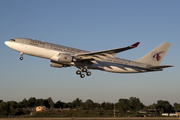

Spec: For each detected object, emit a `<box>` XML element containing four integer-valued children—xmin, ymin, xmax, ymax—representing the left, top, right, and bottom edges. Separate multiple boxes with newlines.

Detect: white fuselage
<box><xmin>5</xmin><ymin>38</ymin><xmax>151</xmax><ymax>74</ymax></box>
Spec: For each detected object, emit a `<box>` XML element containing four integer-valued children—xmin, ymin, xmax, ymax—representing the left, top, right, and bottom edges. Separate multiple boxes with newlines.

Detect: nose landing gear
<box><xmin>20</xmin><ymin>52</ymin><xmax>23</xmax><ymax>60</ymax></box>
<box><xmin>76</xmin><ymin>67</ymin><xmax>91</xmax><ymax>78</ymax></box>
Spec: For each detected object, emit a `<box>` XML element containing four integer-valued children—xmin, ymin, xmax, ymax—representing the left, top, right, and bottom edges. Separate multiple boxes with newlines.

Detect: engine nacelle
<box><xmin>50</xmin><ymin>53</ymin><xmax>73</xmax><ymax>63</ymax></box>
<box><xmin>50</xmin><ymin>61</ymin><xmax>63</xmax><ymax>68</ymax></box>
<box><xmin>50</xmin><ymin>61</ymin><xmax>70</xmax><ymax>68</ymax></box>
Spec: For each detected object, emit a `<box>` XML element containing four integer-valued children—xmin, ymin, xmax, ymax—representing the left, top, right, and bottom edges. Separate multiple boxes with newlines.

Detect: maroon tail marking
<box><xmin>153</xmin><ymin>51</ymin><xmax>164</xmax><ymax>61</ymax></box>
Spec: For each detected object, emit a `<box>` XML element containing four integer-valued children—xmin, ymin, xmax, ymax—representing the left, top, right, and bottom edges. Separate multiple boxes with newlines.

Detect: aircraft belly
<box><xmin>103</xmin><ymin>64</ymin><xmax>144</xmax><ymax>73</ymax></box>
<box><xmin>74</xmin><ymin>61</ymin><xmax>104</xmax><ymax>70</ymax></box>
<box><xmin>88</xmin><ymin>63</ymin><xmax>104</xmax><ymax>70</ymax></box>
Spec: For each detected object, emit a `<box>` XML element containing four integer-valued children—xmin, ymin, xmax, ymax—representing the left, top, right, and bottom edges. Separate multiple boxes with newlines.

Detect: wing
<box><xmin>75</xmin><ymin>42</ymin><xmax>140</xmax><ymax>61</ymax></box>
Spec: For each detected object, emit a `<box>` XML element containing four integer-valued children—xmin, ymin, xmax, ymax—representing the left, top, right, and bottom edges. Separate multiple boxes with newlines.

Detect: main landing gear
<box><xmin>76</xmin><ymin>67</ymin><xmax>91</xmax><ymax>78</ymax></box>
<box><xmin>20</xmin><ymin>52</ymin><xmax>23</xmax><ymax>60</ymax></box>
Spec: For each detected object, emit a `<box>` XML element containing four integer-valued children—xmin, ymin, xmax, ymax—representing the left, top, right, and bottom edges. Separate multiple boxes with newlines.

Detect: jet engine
<box><xmin>50</xmin><ymin>61</ymin><xmax>70</xmax><ymax>68</ymax></box>
<box><xmin>50</xmin><ymin>53</ymin><xmax>74</xmax><ymax>63</ymax></box>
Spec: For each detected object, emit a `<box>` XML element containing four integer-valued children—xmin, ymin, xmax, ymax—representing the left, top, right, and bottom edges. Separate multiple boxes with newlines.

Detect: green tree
<box><xmin>117</xmin><ymin>99</ymin><xmax>129</xmax><ymax>113</ymax></box>
<box><xmin>101</xmin><ymin>102</ymin><xmax>113</xmax><ymax>110</ymax></box>
<box><xmin>128</xmin><ymin>97</ymin><xmax>144</xmax><ymax>112</ymax></box>
<box><xmin>27</xmin><ymin>97</ymin><xmax>36</xmax><ymax>107</ymax></box>
<box><xmin>147</xmin><ymin>103</ymin><xmax>156</xmax><ymax>109</ymax></box>
<box><xmin>17</xmin><ymin>98</ymin><xmax>28</xmax><ymax>108</ymax></box>
<box><xmin>36</xmin><ymin>98</ymin><xmax>45</xmax><ymax>106</ymax></box>
<box><xmin>84</xmin><ymin>99</ymin><xmax>95</xmax><ymax>110</ymax></box>
<box><xmin>156</xmin><ymin>100</ymin><xmax>173</xmax><ymax>113</ymax></box>
<box><xmin>72</xmin><ymin>98</ymin><xmax>83</xmax><ymax>109</ymax></box>
<box><xmin>94</xmin><ymin>102</ymin><xmax>101</xmax><ymax>109</ymax></box>
<box><xmin>47</xmin><ymin>97</ymin><xmax>54</xmax><ymax>108</ymax></box>
<box><xmin>174</xmin><ymin>103</ymin><xmax>180</xmax><ymax>110</ymax></box>
<box><xmin>7</xmin><ymin>101</ymin><xmax>18</xmax><ymax>115</ymax></box>
<box><xmin>14</xmin><ymin>108</ymin><xmax>24</xmax><ymax>115</ymax></box>
<box><xmin>43</xmin><ymin>99</ymin><xmax>50</xmax><ymax>108</ymax></box>
<box><xmin>54</xmin><ymin>100</ymin><xmax>65</xmax><ymax>109</ymax></box>
<box><xmin>0</xmin><ymin>102</ymin><xmax>8</xmax><ymax>116</ymax></box>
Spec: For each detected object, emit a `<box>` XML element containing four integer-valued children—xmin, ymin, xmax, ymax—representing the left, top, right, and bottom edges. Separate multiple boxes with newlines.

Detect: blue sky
<box><xmin>1</xmin><ymin>0</ymin><xmax>180</xmax><ymax>105</ymax></box>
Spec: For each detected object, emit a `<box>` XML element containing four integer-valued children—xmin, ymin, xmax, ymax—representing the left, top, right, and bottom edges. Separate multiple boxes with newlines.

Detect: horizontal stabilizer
<box><xmin>146</xmin><ymin>65</ymin><xmax>173</xmax><ymax>70</ymax></box>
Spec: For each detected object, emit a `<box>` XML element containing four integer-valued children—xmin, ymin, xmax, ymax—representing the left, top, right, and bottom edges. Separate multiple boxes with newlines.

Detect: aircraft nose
<box><xmin>4</xmin><ymin>41</ymin><xmax>10</xmax><ymax>47</ymax></box>
<box><xmin>4</xmin><ymin>41</ymin><xmax>8</xmax><ymax>45</ymax></box>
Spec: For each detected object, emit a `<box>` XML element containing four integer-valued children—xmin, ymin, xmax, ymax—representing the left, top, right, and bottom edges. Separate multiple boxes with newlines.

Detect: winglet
<box><xmin>131</xmin><ymin>42</ymin><xmax>140</xmax><ymax>47</ymax></box>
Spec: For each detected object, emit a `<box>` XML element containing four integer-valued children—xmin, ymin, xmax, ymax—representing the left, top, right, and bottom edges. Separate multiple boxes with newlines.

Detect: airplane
<box><xmin>4</xmin><ymin>38</ymin><xmax>173</xmax><ymax>78</ymax></box>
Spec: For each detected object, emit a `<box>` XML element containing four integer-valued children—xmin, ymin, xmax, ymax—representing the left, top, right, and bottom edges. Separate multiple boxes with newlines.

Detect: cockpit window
<box><xmin>10</xmin><ymin>39</ymin><xmax>15</xmax><ymax>41</ymax></box>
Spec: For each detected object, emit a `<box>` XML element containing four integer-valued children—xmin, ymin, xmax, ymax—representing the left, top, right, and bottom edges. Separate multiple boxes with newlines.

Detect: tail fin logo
<box><xmin>153</xmin><ymin>51</ymin><xmax>164</xmax><ymax>61</ymax></box>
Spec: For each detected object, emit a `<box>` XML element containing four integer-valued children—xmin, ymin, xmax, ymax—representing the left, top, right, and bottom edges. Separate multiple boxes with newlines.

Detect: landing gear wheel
<box><xmin>86</xmin><ymin>71</ymin><xmax>91</xmax><ymax>76</ymax></box>
<box><xmin>20</xmin><ymin>57</ymin><xmax>23</xmax><ymax>60</ymax></box>
<box><xmin>82</xmin><ymin>68</ymin><xmax>87</xmax><ymax>72</ymax></box>
<box><xmin>20</xmin><ymin>52</ymin><xmax>23</xmax><ymax>60</ymax></box>
<box><xmin>76</xmin><ymin>70</ymin><xmax>81</xmax><ymax>75</ymax></box>
<box><xmin>80</xmin><ymin>74</ymin><xmax>85</xmax><ymax>78</ymax></box>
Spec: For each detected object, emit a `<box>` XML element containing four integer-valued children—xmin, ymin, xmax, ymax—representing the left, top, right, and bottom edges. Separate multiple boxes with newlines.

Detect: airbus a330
<box><xmin>5</xmin><ymin>38</ymin><xmax>173</xmax><ymax>78</ymax></box>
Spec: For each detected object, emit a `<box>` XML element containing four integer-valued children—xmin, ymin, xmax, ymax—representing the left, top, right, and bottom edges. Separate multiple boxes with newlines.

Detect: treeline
<box><xmin>0</xmin><ymin>97</ymin><xmax>180</xmax><ymax>117</ymax></box>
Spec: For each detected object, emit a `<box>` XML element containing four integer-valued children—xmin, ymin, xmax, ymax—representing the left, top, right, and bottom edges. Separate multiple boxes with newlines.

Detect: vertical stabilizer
<box><xmin>135</xmin><ymin>42</ymin><xmax>171</xmax><ymax>66</ymax></box>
